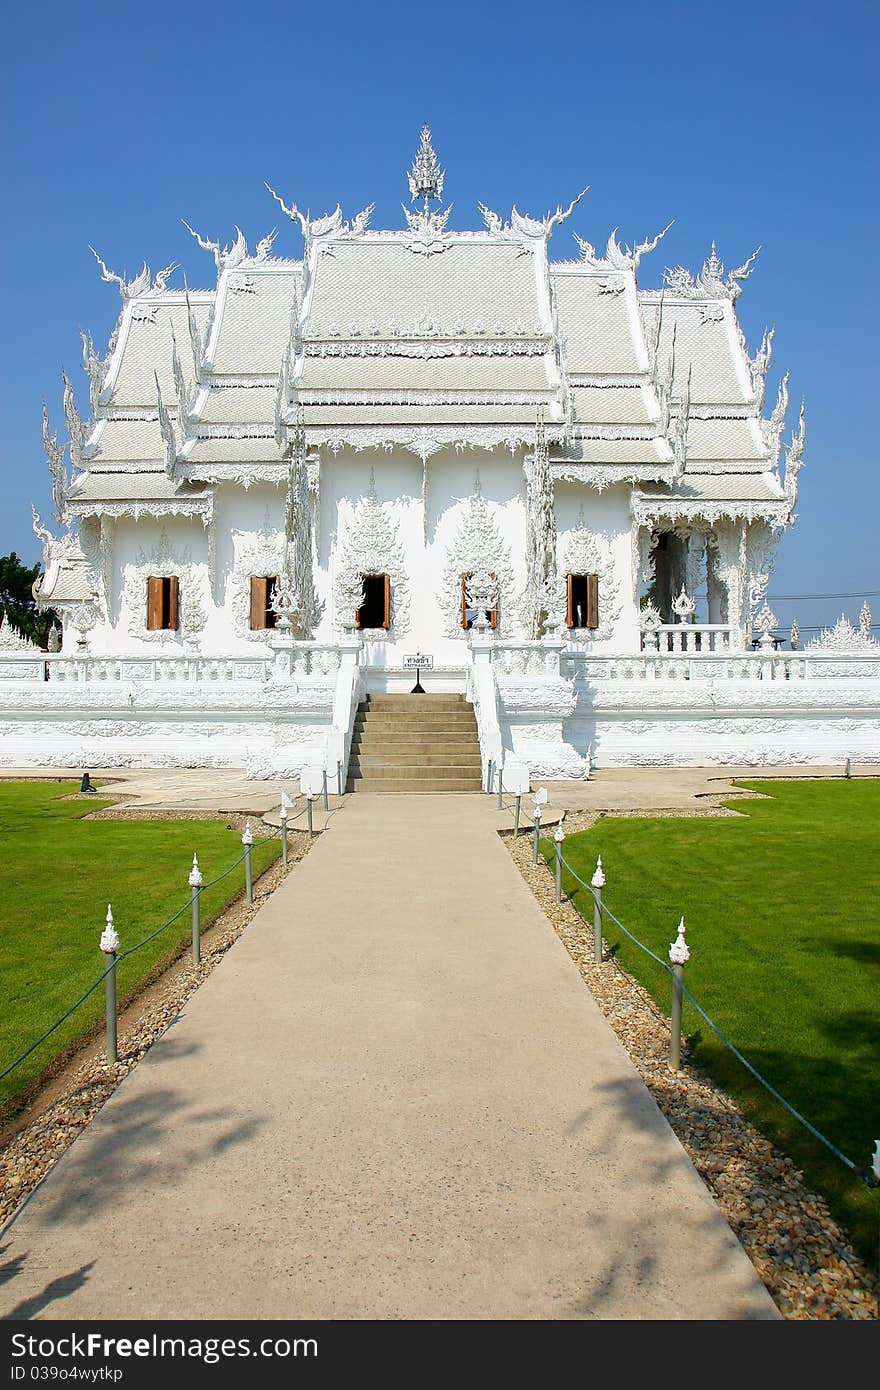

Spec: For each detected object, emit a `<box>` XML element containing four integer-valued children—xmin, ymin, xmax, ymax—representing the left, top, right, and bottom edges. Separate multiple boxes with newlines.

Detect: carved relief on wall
<box><xmin>122</xmin><ymin>528</ymin><xmax>206</xmax><ymax>643</ymax></box>
<box><xmin>438</xmin><ymin>477</ymin><xmax>516</xmax><ymax>639</ymax></box>
<box><xmin>332</xmin><ymin>472</ymin><xmax>410</xmax><ymax>639</ymax></box>
<box><xmin>555</xmin><ymin>523</ymin><xmax>622</xmax><ymax>643</ymax></box>
<box><xmin>227</xmin><ymin>509</ymin><xmax>286</xmax><ymax>641</ymax></box>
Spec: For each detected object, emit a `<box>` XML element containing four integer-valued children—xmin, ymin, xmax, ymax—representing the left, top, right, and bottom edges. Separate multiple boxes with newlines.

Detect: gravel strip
<box><xmin>0</xmin><ymin>832</ymin><xmax>312</xmax><ymax>1231</ymax></box>
<box><xmin>506</xmin><ymin>819</ymin><xmax>877</xmax><ymax>1320</ymax></box>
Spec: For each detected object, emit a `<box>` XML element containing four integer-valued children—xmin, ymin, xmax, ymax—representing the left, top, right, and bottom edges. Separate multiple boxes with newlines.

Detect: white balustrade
<box><xmin>641</xmin><ymin>623</ymin><xmax>737</xmax><ymax>654</ymax></box>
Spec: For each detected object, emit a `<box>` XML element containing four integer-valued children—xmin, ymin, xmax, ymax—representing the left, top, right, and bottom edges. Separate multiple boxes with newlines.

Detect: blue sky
<box><xmin>1</xmin><ymin>0</ymin><xmax>877</xmax><ymax>633</ymax></box>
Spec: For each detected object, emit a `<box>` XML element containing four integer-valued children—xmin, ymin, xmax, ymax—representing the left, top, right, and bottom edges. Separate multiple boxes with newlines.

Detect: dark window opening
<box><xmin>567</xmin><ymin>573</ymin><xmax>599</xmax><ymax>630</ymax></box>
<box><xmin>357</xmin><ymin>574</ymin><xmax>390</xmax><ymax>630</ymax></box>
<box><xmin>250</xmin><ymin>576</ymin><xmax>278</xmax><ymax>631</ymax></box>
<box><xmin>147</xmin><ymin>575</ymin><xmax>179</xmax><ymax>631</ymax></box>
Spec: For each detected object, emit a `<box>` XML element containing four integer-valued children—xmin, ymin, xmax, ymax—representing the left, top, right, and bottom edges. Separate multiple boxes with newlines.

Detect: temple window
<box><xmin>460</xmin><ymin>574</ymin><xmax>498</xmax><ymax>630</ymax></box>
<box><xmin>567</xmin><ymin>573</ymin><xmax>599</xmax><ymax>629</ymax></box>
<box><xmin>146</xmin><ymin>576</ymin><xmax>179</xmax><ymax>631</ymax></box>
<box><xmin>249</xmin><ymin>576</ymin><xmax>278</xmax><ymax>631</ymax></box>
<box><xmin>357</xmin><ymin>574</ymin><xmax>390</xmax><ymax>630</ymax></box>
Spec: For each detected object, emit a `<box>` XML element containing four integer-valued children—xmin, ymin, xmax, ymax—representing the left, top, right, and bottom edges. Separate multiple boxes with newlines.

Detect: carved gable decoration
<box><xmin>438</xmin><ymin>480</ymin><xmax>516</xmax><ymax>639</ymax></box>
<box><xmin>333</xmin><ymin>474</ymin><xmax>410</xmax><ymax>638</ymax></box>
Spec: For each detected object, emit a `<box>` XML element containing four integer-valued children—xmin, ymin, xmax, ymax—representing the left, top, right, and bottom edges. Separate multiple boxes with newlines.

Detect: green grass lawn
<box><xmin>0</xmin><ymin>781</ymin><xmax>279</xmax><ymax>1110</ymax></box>
<box><xmin>546</xmin><ymin>779</ymin><xmax>880</xmax><ymax>1263</ymax></box>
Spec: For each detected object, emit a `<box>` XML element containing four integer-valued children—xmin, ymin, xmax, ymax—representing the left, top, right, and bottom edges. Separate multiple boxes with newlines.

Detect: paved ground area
<box><xmin>0</xmin><ymin>795</ymin><xmax>777</xmax><ymax>1320</ymax></box>
<box><xmin>0</xmin><ymin>768</ymin><xmax>342</xmax><ymax>834</ymax></box>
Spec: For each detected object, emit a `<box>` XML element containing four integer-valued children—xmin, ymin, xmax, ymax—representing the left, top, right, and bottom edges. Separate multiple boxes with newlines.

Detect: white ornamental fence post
<box><xmin>242</xmin><ymin>820</ymin><xmax>254</xmax><ymax>905</ymax></box>
<box><xmin>591</xmin><ymin>855</ymin><xmax>605</xmax><ymax>965</ymax></box>
<box><xmin>280</xmin><ymin>799</ymin><xmax>289</xmax><ymax>865</ymax></box>
<box><xmin>554</xmin><ymin>814</ymin><xmax>566</xmax><ymax>903</ymax></box>
<box><xmin>668</xmin><ymin>916</ymin><xmax>690</xmax><ymax>1071</ymax></box>
<box><xmin>100</xmin><ymin>904</ymin><xmax>120</xmax><ymax>1065</ymax></box>
<box><xmin>532</xmin><ymin>788</ymin><xmax>547</xmax><ymax>865</ymax></box>
<box><xmin>189</xmin><ymin>853</ymin><xmax>203</xmax><ymax>964</ymax></box>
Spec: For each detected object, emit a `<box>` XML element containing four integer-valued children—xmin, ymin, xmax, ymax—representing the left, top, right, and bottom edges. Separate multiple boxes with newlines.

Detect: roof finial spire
<box><xmin>408</xmin><ymin>126</ymin><xmax>445</xmax><ymax>213</ymax></box>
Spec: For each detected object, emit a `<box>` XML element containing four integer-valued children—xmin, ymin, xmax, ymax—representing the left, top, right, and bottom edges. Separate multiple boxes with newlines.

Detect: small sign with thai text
<box><xmin>402</xmin><ymin>653</ymin><xmax>434</xmax><ymax>670</ymax></box>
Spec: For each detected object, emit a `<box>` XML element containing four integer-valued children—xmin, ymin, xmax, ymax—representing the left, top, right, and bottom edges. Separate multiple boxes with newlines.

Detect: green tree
<box><xmin>0</xmin><ymin>552</ymin><xmax>53</xmax><ymax>646</ymax></box>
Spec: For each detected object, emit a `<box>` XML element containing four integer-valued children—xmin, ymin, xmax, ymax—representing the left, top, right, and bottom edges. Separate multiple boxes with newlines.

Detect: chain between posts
<box><xmin>0</xmin><ymin>826</ymin><xmax>283</xmax><ymax>1087</ymax></box>
<box><xmin>534</xmin><ymin>829</ymin><xmax>876</xmax><ymax>1188</ymax></box>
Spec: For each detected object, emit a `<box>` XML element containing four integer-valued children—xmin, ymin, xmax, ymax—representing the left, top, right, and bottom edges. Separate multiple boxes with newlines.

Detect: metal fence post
<box><xmin>486</xmin><ymin>758</ymin><xmax>494</xmax><ymax>795</ymax></box>
<box><xmin>514</xmin><ymin>794</ymin><xmax>521</xmax><ymax>837</ymax></box>
<box><xmin>322</xmin><ymin>769</ymin><xmax>329</xmax><ymax>810</ymax></box>
<box><xmin>668</xmin><ymin>916</ymin><xmax>689</xmax><ymax>1071</ymax></box>
<box><xmin>189</xmin><ymin>854</ymin><xmax>203</xmax><ymax>964</ymax></box>
<box><xmin>496</xmin><ymin>764</ymin><xmax>504</xmax><ymax>811</ymax></box>
<box><xmin>337</xmin><ymin>759</ymin><xmax>343</xmax><ymax>795</ymax></box>
<box><xmin>554</xmin><ymin>814</ymin><xmax>566</xmax><ymax>903</ymax></box>
<box><xmin>307</xmin><ymin>791</ymin><xmax>314</xmax><ymax>835</ymax></box>
<box><xmin>280</xmin><ymin>803</ymin><xmax>289</xmax><ymax>867</ymax></box>
<box><xmin>532</xmin><ymin>808</ymin><xmax>541</xmax><ymax>864</ymax></box>
<box><xmin>100</xmin><ymin>904</ymin><xmax>119</xmax><ymax>1064</ymax></box>
<box><xmin>845</xmin><ymin>757</ymin><xmax>852</xmax><ymax>779</ymax></box>
<box><xmin>242</xmin><ymin>820</ymin><xmax>254</xmax><ymax>905</ymax></box>
<box><xmin>591</xmin><ymin>855</ymin><xmax>605</xmax><ymax>965</ymax></box>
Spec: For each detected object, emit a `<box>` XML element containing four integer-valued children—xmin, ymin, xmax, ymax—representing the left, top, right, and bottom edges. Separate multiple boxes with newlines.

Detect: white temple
<box><xmin>3</xmin><ymin>129</ymin><xmax>878</xmax><ymax>782</ymax></box>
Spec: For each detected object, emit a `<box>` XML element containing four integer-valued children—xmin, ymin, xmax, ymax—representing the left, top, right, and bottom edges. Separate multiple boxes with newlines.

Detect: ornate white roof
<box><xmin>40</xmin><ymin>127</ymin><xmax>804</xmax><ymax>524</ymax></box>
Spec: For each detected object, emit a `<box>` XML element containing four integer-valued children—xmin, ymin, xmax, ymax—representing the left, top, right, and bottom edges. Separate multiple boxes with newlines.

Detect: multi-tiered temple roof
<box><xmin>41</xmin><ymin>129</ymin><xmax>804</xmax><ymax>594</ymax></box>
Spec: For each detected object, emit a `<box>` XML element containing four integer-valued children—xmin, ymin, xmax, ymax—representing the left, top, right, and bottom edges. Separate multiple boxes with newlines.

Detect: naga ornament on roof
<box><xmin>783</xmin><ymin>400</ymin><xmax>806</xmax><ymax>517</ymax></box>
<box><xmin>264</xmin><ymin>184</ymin><xmax>375</xmax><ymax>241</ymax></box>
<box><xmin>88</xmin><ymin>246</ymin><xmax>177</xmax><ymax>297</ymax></box>
<box><xmin>663</xmin><ymin>242</ymin><xmax>761</xmax><ymax>300</ymax></box>
<box><xmin>182</xmin><ymin>222</ymin><xmax>249</xmax><ymax>271</ymax></box>
<box><xmin>42</xmin><ymin>403</ymin><xmax>68</xmax><ymax>525</ymax></box>
<box><xmin>573</xmin><ymin>222</ymin><xmax>672</xmax><ymax>271</ymax></box>
<box><xmin>478</xmin><ymin>188</ymin><xmax>588</xmax><ymax>242</ymax></box>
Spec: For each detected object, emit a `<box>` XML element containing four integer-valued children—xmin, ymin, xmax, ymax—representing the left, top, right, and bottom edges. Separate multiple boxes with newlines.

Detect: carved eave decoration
<box><xmin>301</xmin><ymin>337</ymin><xmax>548</xmax><ymax>360</ymax></box>
<box><xmin>551</xmin><ymin>462</ymin><xmax>674</xmax><ymax>493</ymax></box>
<box><xmin>307</xmin><ymin>424</ymin><xmax>557</xmax><ymax>460</ymax></box>
<box><xmin>630</xmin><ymin>493</ymin><xmax>789</xmax><ymax>529</ymax></box>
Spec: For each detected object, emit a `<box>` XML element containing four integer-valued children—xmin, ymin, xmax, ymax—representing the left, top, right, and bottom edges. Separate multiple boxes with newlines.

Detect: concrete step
<box><xmin>346</xmin><ymin>776</ymin><xmax>483</xmax><ymax>793</ymax></box>
<box><xmin>350</xmin><ymin>763</ymin><xmax>482</xmax><ymax>781</ymax></box>
<box><xmin>351</xmin><ymin>732</ymin><xmax>479</xmax><ymax>749</ymax></box>
<box><xmin>353</xmin><ymin>714</ymin><xmax>478</xmax><ymax>731</ymax></box>
<box><xmin>350</xmin><ymin>751</ymin><xmax>482</xmax><ymax>768</ymax></box>
<box><xmin>361</xmin><ymin>695</ymin><xmax>470</xmax><ymax>708</ymax></box>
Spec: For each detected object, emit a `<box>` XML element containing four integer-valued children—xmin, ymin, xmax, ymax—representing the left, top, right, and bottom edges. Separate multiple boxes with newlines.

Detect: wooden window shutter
<box><xmin>147</xmin><ymin>576</ymin><xmax>163</xmax><ymax>631</ymax></box>
<box><xmin>382</xmin><ymin>574</ymin><xmax>391</xmax><ymax>629</ymax></box>
<box><xmin>566</xmin><ymin>575</ymin><xmax>574</xmax><ymax>629</ymax></box>
<box><xmin>250</xmin><ymin>576</ymin><xmax>267</xmax><ymax>630</ymax></box>
<box><xmin>167</xmin><ymin>576</ymin><xmax>180</xmax><ymax>631</ymax></box>
<box><xmin>586</xmin><ymin>573</ymin><xmax>599</xmax><ymax>630</ymax></box>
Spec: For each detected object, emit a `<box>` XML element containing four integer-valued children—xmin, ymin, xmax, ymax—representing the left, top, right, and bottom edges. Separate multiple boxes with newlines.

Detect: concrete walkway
<box><xmin>0</xmin><ymin>795</ymin><xmax>777</xmax><ymax>1320</ymax></box>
